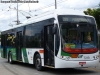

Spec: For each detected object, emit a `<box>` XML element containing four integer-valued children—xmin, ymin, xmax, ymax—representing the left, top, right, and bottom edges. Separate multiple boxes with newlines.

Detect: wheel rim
<box><xmin>9</xmin><ymin>55</ymin><xmax>12</xmax><ymax>63</ymax></box>
<box><xmin>36</xmin><ymin>58</ymin><xmax>41</xmax><ymax>68</ymax></box>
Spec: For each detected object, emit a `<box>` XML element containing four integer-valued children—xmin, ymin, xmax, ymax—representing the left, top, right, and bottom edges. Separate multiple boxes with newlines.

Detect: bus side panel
<box><xmin>21</xmin><ymin>48</ymin><xmax>44</xmax><ymax>65</ymax></box>
<box><xmin>7</xmin><ymin>48</ymin><xmax>16</xmax><ymax>61</ymax></box>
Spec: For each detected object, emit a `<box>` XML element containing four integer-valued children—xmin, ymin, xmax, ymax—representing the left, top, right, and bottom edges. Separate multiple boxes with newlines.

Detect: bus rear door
<box><xmin>16</xmin><ymin>31</ymin><xmax>22</xmax><ymax>61</ymax></box>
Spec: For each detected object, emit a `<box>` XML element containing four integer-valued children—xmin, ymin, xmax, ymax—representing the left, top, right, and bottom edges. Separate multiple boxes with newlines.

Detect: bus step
<box><xmin>44</xmin><ymin>65</ymin><xmax>54</xmax><ymax>68</ymax></box>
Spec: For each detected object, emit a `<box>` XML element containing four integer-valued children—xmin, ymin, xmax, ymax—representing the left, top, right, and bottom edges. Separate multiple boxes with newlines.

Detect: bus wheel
<box><xmin>35</xmin><ymin>54</ymin><xmax>43</xmax><ymax>71</ymax></box>
<box><xmin>8</xmin><ymin>52</ymin><xmax>13</xmax><ymax>64</ymax></box>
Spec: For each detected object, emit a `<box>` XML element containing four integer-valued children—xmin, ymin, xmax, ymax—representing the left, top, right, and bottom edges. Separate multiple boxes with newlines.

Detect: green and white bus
<box><xmin>0</xmin><ymin>9</ymin><xmax>99</xmax><ymax>71</ymax></box>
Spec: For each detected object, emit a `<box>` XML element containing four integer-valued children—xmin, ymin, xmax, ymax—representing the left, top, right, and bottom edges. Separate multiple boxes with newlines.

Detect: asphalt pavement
<box><xmin>0</xmin><ymin>52</ymin><xmax>100</xmax><ymax>75</ymax></box>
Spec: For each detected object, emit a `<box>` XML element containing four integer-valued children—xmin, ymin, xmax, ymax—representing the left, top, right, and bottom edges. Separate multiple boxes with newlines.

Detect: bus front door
<box><xmin>44</xmin><ymin>25</ymin><xmax>54</xmax><ymax>67</ymax></box>
<box><xmin>1</xmin><ymin>35</ymin><xmax>7</xmax><ymax>58</ymax></box>
<box><xmin>16</xmin><ymin>31</ymin><xmax>22</xmax><ymax>61</ymax></box>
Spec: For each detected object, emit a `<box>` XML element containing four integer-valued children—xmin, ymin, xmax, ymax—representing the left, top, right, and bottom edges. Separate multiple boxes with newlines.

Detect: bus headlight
<box><xmin>93</xmin><ymin>55</ymin><xmax>99</xmax><ymax>60</ymax></box>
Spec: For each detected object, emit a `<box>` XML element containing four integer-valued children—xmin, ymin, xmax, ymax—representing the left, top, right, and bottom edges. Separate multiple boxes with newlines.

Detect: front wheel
<box><xmin>35</xmin><ymin>54</ymin><xmax>43</xmax><ymax>71</ymax></box>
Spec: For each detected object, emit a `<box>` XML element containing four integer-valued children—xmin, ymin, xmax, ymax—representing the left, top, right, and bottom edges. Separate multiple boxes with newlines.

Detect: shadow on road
<box><xmin>4</xmin><ymin>61</ymin><xmax>97</xmax><ymax>75</ymax></box>
<box><xmin>44</xmin><ymin>68</ymin><xmax>96</xmax><ymax>75</ymax></box>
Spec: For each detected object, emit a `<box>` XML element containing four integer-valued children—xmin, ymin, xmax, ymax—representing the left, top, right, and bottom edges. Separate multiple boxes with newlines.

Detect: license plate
<box><xmin>79</xmin><ymin>62</ymin><xmax>86</xmax><ymax>65</ymax></box>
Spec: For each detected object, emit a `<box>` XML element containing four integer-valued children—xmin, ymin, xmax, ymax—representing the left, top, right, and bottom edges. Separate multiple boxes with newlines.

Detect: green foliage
<box><xmin>84</xmin><ymin>8</ymin><xmax>96</xmax><ymax>16</ymax></box>
<box><xmin>84</xmin><ymin>5</ymin><xmax>100</xmax><ymax>29</ymax></box>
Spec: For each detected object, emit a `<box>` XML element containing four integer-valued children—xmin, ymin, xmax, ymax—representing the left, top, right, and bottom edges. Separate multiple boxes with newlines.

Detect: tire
<box><xmin>35</xmin><ymin>54</ymin><xmax>43</xmax><ymax>71</ymax></box>
<box><xmin>8</xmin><ymin>53</ymin><xmax>10</xmax><ymax>63</ymax></box>
<box><xmin>8</xmin><ymin>52</ymin><xmax>13</xmax><ymax>64</ymax></box>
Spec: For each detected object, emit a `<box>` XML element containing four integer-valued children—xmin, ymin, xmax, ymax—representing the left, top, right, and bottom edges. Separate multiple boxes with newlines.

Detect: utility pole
<box><xmin>16</xmin><ymin>1</ymin><xmax>19</xmax><ymax>25</ymax></box>
<box><xmin>16</xmin><ymin>0</ymin><xmax>20</xmax><ymax>25</ymax></box>
<box><xmin>55</xmin><ymin>0</ymin><xmax>57</xmax><ymax>9</ymax></box>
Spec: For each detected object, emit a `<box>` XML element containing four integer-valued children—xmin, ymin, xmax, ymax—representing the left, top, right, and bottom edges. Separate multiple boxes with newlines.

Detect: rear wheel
<box><xmin>35</xmin><ymin>54</ymin><xmax>43</xmax><ymax>71</ymax></box>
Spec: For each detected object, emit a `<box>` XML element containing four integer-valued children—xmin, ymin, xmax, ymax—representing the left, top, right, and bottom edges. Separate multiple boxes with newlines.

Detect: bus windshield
<box><xmin>58</xmin><ymin>15</ymin><xmax>98</xmax><ymax>53</ymax></box>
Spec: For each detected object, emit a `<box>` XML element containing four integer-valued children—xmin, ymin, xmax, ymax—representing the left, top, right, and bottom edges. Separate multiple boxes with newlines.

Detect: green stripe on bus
<box><xmin>22</xmin><ymin>48</ymin><xmax>29</xmax><ymax>63</ymax></box>
<box><xmin>11</xmin><ymin>48</ymin><xmax>16</xmax><ymax>60</ymax></box>
<box><xmin>7</xmin><ymin>48</ymin><xmax>16</xmax><ymax>61</ymax></box>
<box><xmin>61</xmin><ymin>50</ymin><xmax>71</xmax><ymax>56</ymax></box>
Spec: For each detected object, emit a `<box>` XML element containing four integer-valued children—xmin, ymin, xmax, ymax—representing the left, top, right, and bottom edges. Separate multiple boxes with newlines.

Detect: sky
<box><xmin>0</xmin><ymin>0</ymin><xmax>100</xmax><ymax>31</ymax></box>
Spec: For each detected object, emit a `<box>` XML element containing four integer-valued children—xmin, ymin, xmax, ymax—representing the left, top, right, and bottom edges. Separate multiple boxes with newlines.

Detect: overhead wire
<box><xmin>1</xmin><ymin>0</ymin><xmax>99</xmax><ymax>25</ymax></box>
<box><xmin>8</xmin><ymin>7</ymin><xmax>30</xmax><ymax>21</ymax></box>
<box><xmin>0</xmin><ymin>3</ymin><xmax>20</xmax><ymax>12</ymax></box>
<box><xmin>30</xmin><ymin>0</ymin><xmax>68</xmax><ymax>12</ymax></box>
<box><xmin>0</xmin><ymin>0</ymin><xmax>67</xmax><ymax>17</ymax></box>
<box><xmin>9</xmin><ymin>0</ymin><xmax>68</xmax><ymax>18</ymax></box>
<box><xmin>1</xmin><ymin>0</ymin><xmax>100</xmax><ymax>16</ymax></box>
<box><xmin>0</xmin><ymin>3</ymin><xmax>24</xmax><ymax>15</ymax></box>
<box><xmin>0</xmin><ymin>3</ymin><xmax>15</xmax><ymax>11</ymax></box>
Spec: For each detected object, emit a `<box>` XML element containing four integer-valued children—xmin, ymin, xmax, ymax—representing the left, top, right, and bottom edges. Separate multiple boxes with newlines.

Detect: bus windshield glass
<box><xmin>58</xmin><ymin>15</ymin><xmax>98</xmax><ymax>53</ymax></box>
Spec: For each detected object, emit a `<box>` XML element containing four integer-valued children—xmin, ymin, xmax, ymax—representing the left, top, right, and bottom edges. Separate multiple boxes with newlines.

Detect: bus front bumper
<box><xmin>55</xmin><ymin>57</ymin><xmax>99</xmax><ymax>68</ymax></box>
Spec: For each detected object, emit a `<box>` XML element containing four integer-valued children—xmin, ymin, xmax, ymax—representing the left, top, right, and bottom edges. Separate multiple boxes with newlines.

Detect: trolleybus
<box><xmin>0</xmin><ymin>9</ymin><xmax>99</xmax><ymax>71</ymax></box>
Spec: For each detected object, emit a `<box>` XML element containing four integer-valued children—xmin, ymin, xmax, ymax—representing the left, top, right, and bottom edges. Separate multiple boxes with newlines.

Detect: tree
<box><xmin>84</xmin><ymin>5</ymin><xmax>100</xmax><ymax>29</ymax></box>
<box><xmin>84</xmin><ymin>8</ymin><xmax>96</xmax><ymax>16</ymax></box>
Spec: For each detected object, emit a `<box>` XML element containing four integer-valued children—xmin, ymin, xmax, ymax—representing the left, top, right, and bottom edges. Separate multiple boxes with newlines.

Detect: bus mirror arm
<box><xmin>52</xmin><ymin>26</ymin><xmax>57</xmax><ymax>34</ymax></box>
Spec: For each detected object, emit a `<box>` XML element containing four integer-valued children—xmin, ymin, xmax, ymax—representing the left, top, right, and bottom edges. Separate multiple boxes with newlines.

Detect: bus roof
<box><xmin>23</xmin><ymin>9</ymin><xmax>86</xmax><ymax>23</ymax></box>
<box><xmin>1</xmin><ymin>9</ymin><xmax>94</xmax><ymax>32</ymax></box>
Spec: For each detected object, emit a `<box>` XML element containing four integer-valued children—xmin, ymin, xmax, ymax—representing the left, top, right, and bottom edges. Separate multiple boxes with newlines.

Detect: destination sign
<box><xmin>62</xmin><ymin>17</ymin><xmax>92</xmax><ymax>23</ymax></box>
<box><xmin>58</xmin><ymin>15</ymin><xmax>95</xmax><ymax>24</ymax></box>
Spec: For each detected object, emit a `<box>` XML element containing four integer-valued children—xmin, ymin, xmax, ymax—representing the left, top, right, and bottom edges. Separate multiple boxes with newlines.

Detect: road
<box><xmin>0</xmin><ymin>56</ymin><xmax>100</xmax><ymax>75</ymax></box>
